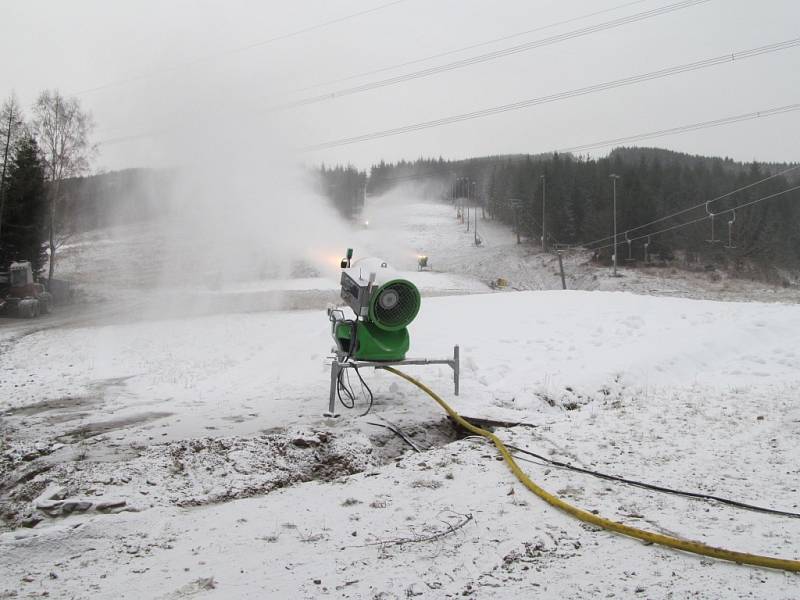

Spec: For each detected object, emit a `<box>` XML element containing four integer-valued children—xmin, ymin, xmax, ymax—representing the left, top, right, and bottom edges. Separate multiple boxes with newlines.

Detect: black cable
<box><xmin>335</xmin><ymin>365</ymin><xmax>374</xmax><ymax>415</ymax></box>
<box><xmin>366</xmin><ymin>420</ymin><xmax>424</xmax><ymax>452</ymax></box>
<box><xmin>336</xmin><ymin>369</ymin><xmax>355</xmax><ymax>409</ymax></box>
<box><xmin>353</xmin><ymin>366</ymin><xmax>375</xmax><ymax>417</ymax></box>
<box><xmin>504</xmin><ymin>443</ymin><xmax>800</xmax><ymax>519</ymax></box>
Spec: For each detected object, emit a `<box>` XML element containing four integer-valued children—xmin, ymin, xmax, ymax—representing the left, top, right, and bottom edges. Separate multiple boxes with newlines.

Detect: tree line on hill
<box><xmin>358</xmin><ymin>148</ymin><xmax>800</xmax><ymax>276</ymax></box>
<box><xmin>6</xmin><ymin>108</ymin><xmax>798</xmax><ymax>285</ymax></box>
<box><xmin>318</xmin><ymin>164</ymin><xmax>367</xmax><ymax>219</ymax></box>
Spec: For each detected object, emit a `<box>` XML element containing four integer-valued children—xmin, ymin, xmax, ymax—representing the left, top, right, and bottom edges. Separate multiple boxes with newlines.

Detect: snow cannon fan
<box><xmin>329</xmin><ymin>251</ymin><xmax>421</xmax><ymax>362</ymax></box>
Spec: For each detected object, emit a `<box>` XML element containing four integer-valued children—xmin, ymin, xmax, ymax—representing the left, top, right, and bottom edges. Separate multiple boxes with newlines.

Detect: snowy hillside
<box><xmin>52</xmin><ymin>196</ymin><xmax>800</xmax><ymax>310</ymax></box>
<box><xmin>2</xmin><ymin>196</ymin><xmax>800</xmax><ymax>598</ymax></box>
<box><xmin>2</xmin><ymin>288</ymin><xmax>800</xmax><ymax>598</ymax></box>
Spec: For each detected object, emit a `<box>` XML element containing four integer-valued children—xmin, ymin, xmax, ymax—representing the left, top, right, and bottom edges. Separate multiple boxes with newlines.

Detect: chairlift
<box><xmin>725</xmin><ymin>210</ymin><xmax>737</xmax><ymax>249</ymax></box>
<box><xmin>624</xmin><ymin>231</ymin><xmax>635</xmax><ymax>262</ymax></box>
<box><xmin>705</xmin><ymin>201</ymin><xmax>721</xmax><ymax>244</ymax></box>
<box><xmin>643</xmin><ymin>235</ymin><xmax>651</xmax><ymax>264</ymax></box>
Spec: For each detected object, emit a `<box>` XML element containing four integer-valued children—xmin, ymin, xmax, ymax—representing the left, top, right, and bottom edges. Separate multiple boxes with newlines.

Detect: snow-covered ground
<box><xmin>2</xmin><ymin>195</ymin><xmax>800</xmax><ymax>598</ymax></box>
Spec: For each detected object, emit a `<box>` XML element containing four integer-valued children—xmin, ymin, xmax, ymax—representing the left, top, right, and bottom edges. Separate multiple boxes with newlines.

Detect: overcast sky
<box><xmin>2</xmin><ymin>0</ymin><xmax>799</xmax><ymax>172</ymax></box>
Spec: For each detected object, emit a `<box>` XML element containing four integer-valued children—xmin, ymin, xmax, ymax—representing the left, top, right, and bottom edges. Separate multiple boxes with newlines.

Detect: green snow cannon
<box><xmin>331</xmin><ymin>255</ymin><xmax>421</xmax><ymax>361</ymax></box>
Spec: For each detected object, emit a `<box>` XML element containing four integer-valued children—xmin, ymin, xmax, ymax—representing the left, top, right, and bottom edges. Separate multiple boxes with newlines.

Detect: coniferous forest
<box><xmin>0</xmin><ymin>137</ymin><xmax>48</xmax><ymax>274</ymax></box>
<box><xmin>6</xmin><ymin>147</ymin><xmax>798</xmax><ymax>281</ymax></box>
<box><xmin>358</xmin><ymin>148</ymin><xmax>800</xmax><ymax>277</ymax></box>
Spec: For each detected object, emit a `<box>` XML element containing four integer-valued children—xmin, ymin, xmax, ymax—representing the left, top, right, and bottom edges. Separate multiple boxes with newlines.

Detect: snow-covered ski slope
<box><xmin>52</xmin><ymin>193</ymin><xmax>800</xmax><ymax>306</ymax></box>
<box><xmin>3</xmin><ymin>291</ymin><xmax>800</xmax><ymax>598</ymax></box>
<box><xmin>2</xmin><ymin>196</ymin><xmax>800</xmax><ymax>598</ymax></box>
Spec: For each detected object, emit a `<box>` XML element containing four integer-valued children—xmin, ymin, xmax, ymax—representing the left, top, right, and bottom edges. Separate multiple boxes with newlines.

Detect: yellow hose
<box><xmin>380</xmin><ymin>366</ymin><xmax>800</xmax><ymax>572</ymax></box>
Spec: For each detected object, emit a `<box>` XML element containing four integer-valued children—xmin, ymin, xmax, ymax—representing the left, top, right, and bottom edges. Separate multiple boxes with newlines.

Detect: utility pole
<box><xmin>464</xmin><ymin>177</ymin><xmax>469</xmax><ymax>231</ymax></box>
<box><xmin>540</xmin><ymin>174</ymin><xmax>546</xmax><ymax>252</ymax></box>
<box><xmin>610</xmin><ymin>174</ymin><xmax>620</xmax><ymax>277</ymax></box>
<box><xmin>472</xmin><ymin>181</ymin><xmax>478</xmax><ymax>245</ymax></box>
<box><xmin>510</xmin><ymin>198</ymin><xmax>522</xmax><ymax>244</ymax></box>
<box><xmin>456</xmin><ymin>177</ymin><xmax>464</xmax><ymax>222</ymax></box>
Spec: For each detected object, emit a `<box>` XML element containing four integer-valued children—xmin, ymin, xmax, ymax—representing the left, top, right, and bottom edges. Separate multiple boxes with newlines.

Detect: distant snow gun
<box><xmin>325</xmin><ymin>249</ymin><xmax>458</xmax><ymax>417</ymax></box>
<box><xmin>0</xmin><ymin>261</ymin><xmax>53</xmax><ymax>318</ymax></box>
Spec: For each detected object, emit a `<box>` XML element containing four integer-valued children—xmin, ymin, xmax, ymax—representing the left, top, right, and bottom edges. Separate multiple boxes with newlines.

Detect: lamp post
<box><xmin>464</xmin><ymin>177</ymin><xmax>469</xmax><ymax>231</ymax></box>
<box><xmin>609</xmin><ymin>174</ymin><xmax>620</xmax><ymax>277</ymax></box>
<box><xmin>472</xmin><ymin>181</ymin><xmax>478</xmax><ymax>244</ymax></box>
<box><xmin>458</xmin><ymin>177</ymin><xmax>467</xmax><ymax>223</ymax></box>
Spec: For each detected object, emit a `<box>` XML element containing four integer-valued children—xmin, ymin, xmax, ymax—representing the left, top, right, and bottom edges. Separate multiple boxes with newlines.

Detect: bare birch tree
<box><xmin>0</xmin><ymin>93</ymin><xmax>25</xmax><ymax>247</ymax></box>
<box><xmin>30</xmin><ymin>89</ymin><xmax>94</xmax><ymax>282</ymax></box>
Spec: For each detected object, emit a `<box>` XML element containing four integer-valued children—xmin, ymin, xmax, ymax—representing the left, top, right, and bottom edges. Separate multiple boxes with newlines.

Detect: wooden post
<box><xmin>557</xmin><ymin>251</ymin><xmax>566</xmax><ymax>290</ymax></box>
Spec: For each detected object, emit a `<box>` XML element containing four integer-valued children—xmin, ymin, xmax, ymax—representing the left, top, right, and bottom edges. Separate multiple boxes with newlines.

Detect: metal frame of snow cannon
<box><xmin>324</xmin><ymin>250</ymin><xmax>459</xmax><ymax>417</ymax></box>
<box><xmin>324</xmin><ymin>345</ymin><xmax>460</xmax><ymax>418</ymax></box>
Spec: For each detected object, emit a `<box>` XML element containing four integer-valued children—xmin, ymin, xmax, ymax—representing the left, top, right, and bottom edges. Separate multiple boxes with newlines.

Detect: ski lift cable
<box><xmin>587</xmin><ymin>183</ymin><xmax>800</xmax><ymax>252</ymax></box>
<box><xmin>571</xmin><ymin>162</ymin><xmax>800</xmax><ymax>249</ymax></box>
<box><xmin>554</xmin><ymin>104</ymin><xmax>800</xmax><ymax>155</ymax></box>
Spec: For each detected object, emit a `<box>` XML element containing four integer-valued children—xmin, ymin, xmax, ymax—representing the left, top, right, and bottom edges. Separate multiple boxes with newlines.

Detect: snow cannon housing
<box><xmin>331</xmin><ymin>255</ymin><xmax>420</xmax><ymax>362</ymax></box>
<box><xmin>324</xmin><ymin>250</ymin><xmax>459</xmax><ymax>418</ymax></box>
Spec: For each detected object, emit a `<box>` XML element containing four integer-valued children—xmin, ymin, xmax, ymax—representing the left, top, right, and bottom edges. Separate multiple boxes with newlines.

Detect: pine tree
<box><xmin>0</xmin><ymin>137</ymin><xmax>48</xmax><ymax>274</ymax></box>
<box><xmin>0</xmin><ymin>94</ymin><xmax>25</xmax><ymax>248</ymax></box>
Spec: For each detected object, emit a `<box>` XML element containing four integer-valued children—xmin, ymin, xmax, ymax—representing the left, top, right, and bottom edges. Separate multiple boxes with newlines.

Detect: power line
<box><xmin>555</xmin><ymin>104</ymin><xmax>800</xmax><ymax>156</ymax></box>
<box><xmin>71</xmin><ymin>0</ymin><xmax>409</xmax><ymax>96</ymax></box>
<box><xmin>300</xmin><ymin>38</ymin><xmax>800</xmax><ymax>151</ymax></box>
<box><xmin>365</xmin><ymin>104</ymin><xmax>800</xmax><ymax>186</ymax></box>
<box><xmin>266</xmin><ymin>0</ymin><xmax>709</xmax><ymax>112</ymax></box>
<box><xmin>95</xmin><ymin>0</ymin><xmax>705</xmax><ymax>145</ymax></box>
<box><xmin>585</xmin><ymin>184</ymin><xmax>800</xmax><ymax>253</ymax></box>
<box><xmin>284</xmin><ymin>0</ymin><xmax>653</xmax><ymax>97</ymax></box>
<box><xmin>574</xmin><ymin>161</ymin><xmax>800</xmax><ymax>249</ymax></box>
